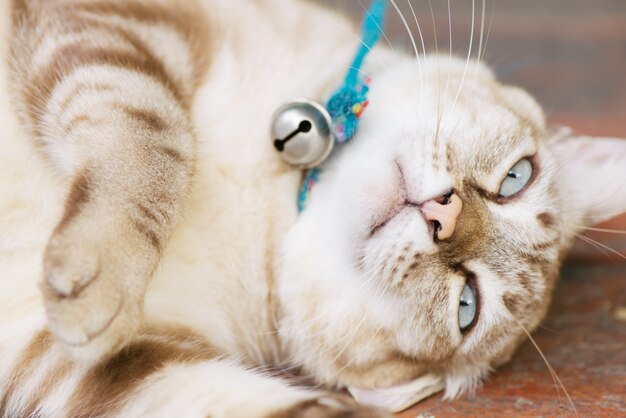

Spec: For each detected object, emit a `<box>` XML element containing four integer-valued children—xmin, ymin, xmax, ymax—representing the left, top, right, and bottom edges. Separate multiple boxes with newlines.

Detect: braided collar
<box><xmin>297</xmin><ymin>0</ymin><xmax>387</xmax><ymax>212</ymax></box>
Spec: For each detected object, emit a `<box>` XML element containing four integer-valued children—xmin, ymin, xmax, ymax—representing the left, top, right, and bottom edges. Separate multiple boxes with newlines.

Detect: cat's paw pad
<box><xmin>271</xmin><ymin>395</ymin><xmax>393</xmax><ymax>418</ymax></box>
<box><xmin>41</xmin><ymin>226</ymin><xmax>142</xmax><ymax>363</ymax></box>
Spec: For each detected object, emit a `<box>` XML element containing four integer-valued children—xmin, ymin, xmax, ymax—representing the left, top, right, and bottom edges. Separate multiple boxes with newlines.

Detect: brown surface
<box><xmin>313</xmin><ymin>1</ymin><xmax>626</xmax><ymax>415</ymax></box>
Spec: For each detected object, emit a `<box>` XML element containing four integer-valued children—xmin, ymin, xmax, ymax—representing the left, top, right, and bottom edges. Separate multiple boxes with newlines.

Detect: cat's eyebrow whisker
<box><xmin>511</xmin><ymin>316</ymin><xmax>579</xmax><ymax>417</ymax></box>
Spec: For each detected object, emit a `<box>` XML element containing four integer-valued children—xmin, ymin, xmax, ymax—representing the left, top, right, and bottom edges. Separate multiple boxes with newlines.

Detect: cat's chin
<box><xmin>347</xmin><ymin>373</ymin><xmax>445</xmax><ymax>413</ymax></box>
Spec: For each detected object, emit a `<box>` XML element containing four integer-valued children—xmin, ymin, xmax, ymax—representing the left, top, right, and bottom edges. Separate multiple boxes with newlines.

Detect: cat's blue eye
<box><xmin>459</xmin><ymin>282</ymin><xmax>477</xmax><ymax>331</ymax></box>
<box><xmin>499</xmin><ymin>158</ymin><xmax>533</xmax><ymax>198</ymax></box>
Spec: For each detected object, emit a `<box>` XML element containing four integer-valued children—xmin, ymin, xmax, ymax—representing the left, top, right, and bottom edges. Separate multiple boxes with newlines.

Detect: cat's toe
<box><xmin>269</xmin><ymin>394</ymin><xmax>393</xmax><ymax>418</ymax></box>
<box><xmin>41</xmin><ymin>228</ymin><xmax>143</xmax><ymax>364</ymax></box>
<box><xmin>43</xmin><ymin>231</ymin><xmax>101</xmax><ymax>298</ymax></box>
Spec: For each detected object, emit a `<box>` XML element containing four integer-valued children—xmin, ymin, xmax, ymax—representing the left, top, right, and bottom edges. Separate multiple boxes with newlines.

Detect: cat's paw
<box><xmin>41</xmin><ymin>220</ymin><xmax>146</xmax><ymax>364</ymax></box>
<box><xmin>269</xmin><ymin>395</ymin><xmax>393</xmax><ymax>418</ymax></box>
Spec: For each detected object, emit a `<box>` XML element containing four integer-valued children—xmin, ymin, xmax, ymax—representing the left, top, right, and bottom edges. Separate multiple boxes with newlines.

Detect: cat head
<box><xmin>276</xmin><ymin>55</ymin><xmax>626</xmax><ymax>411</ymax></box>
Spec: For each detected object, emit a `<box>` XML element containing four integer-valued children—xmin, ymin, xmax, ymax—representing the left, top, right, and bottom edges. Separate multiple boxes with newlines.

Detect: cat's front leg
<box><xmin>9</xmin><ymin>1</ymin><xmax>200</xmax><ymax>363</ymax></box>
<box><xmin>112</xmin><ymin>357</ymin><xmax>392</xmax><ymax>418</ymax></box>
<box><xmin>41</xmin><ymin>122</ymin><xmax>193</xmax><ymax>363</ymax></box>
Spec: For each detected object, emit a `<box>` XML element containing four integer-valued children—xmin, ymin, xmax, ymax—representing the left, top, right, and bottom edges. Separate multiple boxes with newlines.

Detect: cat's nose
<box><xmin>420</xmin><ymin>192</ymin><xmax>463</xmax><ymax>241</ymax></box>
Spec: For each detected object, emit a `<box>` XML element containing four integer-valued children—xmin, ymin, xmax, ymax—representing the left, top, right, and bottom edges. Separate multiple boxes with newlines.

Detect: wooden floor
<box><xmin>313</xmin><ymin>1</ymin><xmax>626</xmax><ymax>415</ymax></box>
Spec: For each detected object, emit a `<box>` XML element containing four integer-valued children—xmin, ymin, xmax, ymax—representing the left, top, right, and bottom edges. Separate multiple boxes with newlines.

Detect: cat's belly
<box><xmin>141</xmin><ymin>40</ymin><xmax>306</xmax><ymax>361</ymax></box>
<box><xmin>142</xmin><ymin>1</ymin><xmax>355</xmax><ymax>363</ymax></box>
<box><xmin>144</xmin><ymin>159</ymin><xmax>300</xmax><ymax>364</ymax></box>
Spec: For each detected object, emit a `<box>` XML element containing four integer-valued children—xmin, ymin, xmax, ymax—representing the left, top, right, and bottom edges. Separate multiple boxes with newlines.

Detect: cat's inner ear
<box><xmin>347</xmin><ymin>374</ymin><xmax>444</xmax><ymax>412</ymax></box>
<box><xmin>549</xmin><ymin>126</ymin><xmax>626</xmax><ymax>226</ymax></box>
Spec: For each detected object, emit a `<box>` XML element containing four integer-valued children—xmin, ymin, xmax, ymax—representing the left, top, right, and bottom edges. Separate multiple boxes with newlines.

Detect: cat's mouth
<box><xmin>369</xmin><ymin>160</ymin><xmax>408</xmax><ymax>237</ymax></box>
<box><xmin>368</xmin><ymin>161</ymin><xmax>438</xmax><ymax>239</ymax></box>
<box><xmin>369</xmin><ymin>205</ymin><xmax>404</xmax><ymax>237</ymax></box>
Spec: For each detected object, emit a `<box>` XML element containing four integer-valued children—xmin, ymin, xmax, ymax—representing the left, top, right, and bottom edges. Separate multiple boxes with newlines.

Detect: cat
<box><xmin>1</xmin><ymin>0</ymin><xmax>625</xmax><ymax>417</ymax></box>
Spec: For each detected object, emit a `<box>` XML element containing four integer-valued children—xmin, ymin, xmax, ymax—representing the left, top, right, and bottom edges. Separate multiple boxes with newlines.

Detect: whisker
<box><xmin>406</xmin><ymin>0</ymin><xmax>428</xmax><ymax>61</ymax></box>
<box><xmin>446</xmin><ymin>0</ymin><xmax>475</xmax><ymax>133</ymax></box>
<box><xmin>389</xmin><ymin>0</ymin><xmax>425</xmax><ymax>112</ymax></box>
<box><xmin>389</xmin><ymin>0</ymin><xmax>421</xmax><ymax>63</ymax></box>
<box><xmin>512</xmin><ymin>317</ymin><xmax>579</xmax><ymax>417</ymax></box>
<box><xmin>348</xmin><ymin>67</ymin><xmax>377</xmax><ymax>81</ymax></box>
<box><xmin>358</xmin><ymin>1</ymin><xmax>395</xmax><ymax>52</ymax></box>
<box><xmin>330</xmin><ymin>17</ymin><xmax>390</xmax><ymax>72</ymax></box>
<box><xmin>446</xmin><ymin>0</ymin><xmax>452</xmax><ymax>97</ymax></box>
<box><xmin>427</xmin><ymin>0</ymin><xmax>438</xmax><ymax>54</ymax></box>
<box><xmin>535</xmin><ymin>324</ymin><xmax>558</xmax><ymax>333</ymax></box>
<box><xmin>575</xmin><ymin>233</ymin><xmax>613</xmax><ymax>259</ymax></box>
<box><xmin>427</xmin><ymin>0</ymin><xmax>444</xmax><ymax>150</ymax></box>
<box><xmin>577</xmin><ymin>226</ymin><xmax>626</xmax><ymax>234</ymax></box>
<box><xmin>473</xmin><ymin>0</ymin><xmax>486</xmax><ymax>81</ymax></box>
<box><xmin>406</xmin><ymin>0</ymin><xmax>430</xmax><ymax>130</ymax></box>
<box><xmin>480</xmin><ymin>1</ymin><xmax>495</xmax><ymax>64</ymax></box>
<box><xmin>575</xmin><ymin>233</ymin><xmax>626</xmax><ymax>261</ymax></box>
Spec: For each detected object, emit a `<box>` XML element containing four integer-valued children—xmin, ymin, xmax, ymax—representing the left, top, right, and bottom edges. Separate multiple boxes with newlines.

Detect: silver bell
<box><xmin>271</xmin><ymin>98</ymin><xmax>334</xmax><ymax>169</ymax></box>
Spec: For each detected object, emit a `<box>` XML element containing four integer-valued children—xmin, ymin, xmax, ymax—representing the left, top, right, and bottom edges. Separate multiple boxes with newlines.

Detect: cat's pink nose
<box><xmin>420</xmin><ymin>193</ymin><xmax>463</xmax><ymax>240</ymax></box>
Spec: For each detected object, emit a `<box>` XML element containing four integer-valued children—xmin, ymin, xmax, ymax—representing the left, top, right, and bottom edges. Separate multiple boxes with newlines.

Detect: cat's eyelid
<box><xmin>493</xmin><ymin>141</ymin><xmax>535</xmax><ymax>181</ymax></box>
<box><xmin>475</xmin><ymin>141</ymin><xmax>537</xmax><ymax>194</ymax></box>
<box><xmin>472</xmin><ymin>154</ymin><xmax>538</xmax><ymax>203</ymax></box>
<box><xmin>495</xmin><ymin>154</ymin><xmax>539</xmax><ymax>203</ymax></box>
<box><xmin>452</xmin><ymin>265</ymin><xmax>481</xmax><ymax>335</ymax></box>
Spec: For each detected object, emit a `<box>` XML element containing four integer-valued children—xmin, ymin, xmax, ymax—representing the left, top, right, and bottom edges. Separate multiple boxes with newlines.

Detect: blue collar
<box><xmin>297</xmin><ymin>0</ymin><xmax>387</xmax><ymax>212</ymax></box>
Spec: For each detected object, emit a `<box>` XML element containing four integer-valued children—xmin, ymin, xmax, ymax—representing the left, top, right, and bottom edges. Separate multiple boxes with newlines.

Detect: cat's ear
<box><xmin>548</xmin><ymin>126</ymin><xmax>626</xmax><ymax>226</ymax></box>
<box><xmin>347</xmin><ymin>374</ymin><xmax>444</xmax><ymax>412</ymax></box>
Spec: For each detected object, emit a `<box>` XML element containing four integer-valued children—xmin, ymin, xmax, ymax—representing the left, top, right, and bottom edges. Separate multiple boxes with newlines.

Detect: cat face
<box><xmin>277</xmin><ymin>55</ymin><xmax>626</xmax><ymax>410</ymax></box>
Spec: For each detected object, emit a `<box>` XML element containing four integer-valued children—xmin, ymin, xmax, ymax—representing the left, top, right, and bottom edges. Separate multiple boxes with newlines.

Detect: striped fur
<box><xmin>1</xmin><ymin>0</ymin><xmax>626</xmax><ymax>417</ymax></box>
<box><xmin>10</xmin><ymin>0</ymin><xmax>209</xmax><ymax>363</ymax></box>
